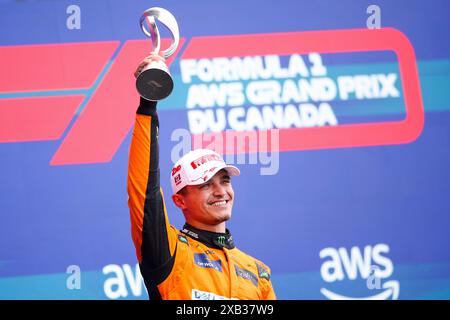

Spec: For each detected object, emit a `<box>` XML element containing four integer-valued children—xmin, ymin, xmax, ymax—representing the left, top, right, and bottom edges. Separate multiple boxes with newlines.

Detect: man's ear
<box><xmin>172</xmin><ymin>193</ymin><xmax>186</xmax><ymax>210</ymax></box>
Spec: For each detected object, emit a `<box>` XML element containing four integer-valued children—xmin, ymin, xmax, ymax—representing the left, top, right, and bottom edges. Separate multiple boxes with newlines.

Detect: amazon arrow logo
<box><xmin>321</xmin><ymin>280</ymin><xmax>400</xmax><ymax>300</ymax></box>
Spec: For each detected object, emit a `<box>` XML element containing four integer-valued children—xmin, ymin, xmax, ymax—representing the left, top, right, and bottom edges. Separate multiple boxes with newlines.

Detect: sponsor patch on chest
<box><xmin>191</xmin><ymin>289</ymin><xmax>233</xmax><ymax>300</ymax></box>
<box><xmin>194</xmin><ymin>253</ymin><xmax>222</xmax><ymax>272</ymax></box>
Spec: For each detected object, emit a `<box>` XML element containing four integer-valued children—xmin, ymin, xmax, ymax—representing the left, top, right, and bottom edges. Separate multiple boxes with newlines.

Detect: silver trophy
<box><xmin>136</xmin><ymin>7</ymin><xmax>180</xmax><ymax>101</ymax></box>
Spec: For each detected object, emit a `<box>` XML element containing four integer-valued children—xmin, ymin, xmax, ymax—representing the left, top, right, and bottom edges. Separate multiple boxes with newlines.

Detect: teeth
<box><xmin>211</xmin><ymin>201</ymin><xmax>227</xmax><ymax>207</ymax></box>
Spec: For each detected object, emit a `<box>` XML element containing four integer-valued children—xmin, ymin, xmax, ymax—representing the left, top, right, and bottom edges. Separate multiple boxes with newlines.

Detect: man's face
<box><xmin>178</xmin><ymin>169</ymin><xmax>234</xmax><ymax>226</ymax></box>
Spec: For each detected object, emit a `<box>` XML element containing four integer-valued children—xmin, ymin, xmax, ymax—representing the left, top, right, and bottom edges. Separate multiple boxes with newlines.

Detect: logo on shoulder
<box><xmin>256</xmin><ymin>263</ymin><xmax>271</xmax><ymax>281</ymax></box>
<box><xmin>178</xmin><ymin>234</ymin><xmax>189</xmax><ymax>244</ymax></box>
<box><xmin>235</xmin><ymin>265</ymin><xmax>258</xmax><ymax>287</ymax></box>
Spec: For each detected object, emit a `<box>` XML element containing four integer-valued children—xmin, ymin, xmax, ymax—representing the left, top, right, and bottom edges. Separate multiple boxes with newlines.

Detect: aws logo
<box><xmin>102</xmin><ymin>263</ymin><xmax>146</xmax><ymax>299</ymax></box>
<box><xmin>319</xmin><ymin>243</ymin><xmax>400</xmax><ymax>300</ymax></box>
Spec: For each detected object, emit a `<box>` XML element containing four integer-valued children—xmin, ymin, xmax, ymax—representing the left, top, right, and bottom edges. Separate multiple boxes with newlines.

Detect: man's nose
<box><xmin>212</xmin><ymin>183</ymin><xmax>226</xmax><ymax>197</ymax></box>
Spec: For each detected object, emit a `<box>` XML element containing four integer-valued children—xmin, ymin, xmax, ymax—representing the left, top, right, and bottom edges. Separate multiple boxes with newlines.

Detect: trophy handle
<box><xmin>140</xmin><ymin>7</ymin><xmax>180</xmax><ymax>58</ymax></box>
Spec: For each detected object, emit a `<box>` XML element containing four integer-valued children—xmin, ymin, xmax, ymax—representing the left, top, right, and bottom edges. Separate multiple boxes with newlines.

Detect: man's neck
<box><xmin>184</xmin><ymin>220</ymin><xmax>226</xmax><ymax>233</ymax></box>
<box><xmin>181</xmin><ymin>223</ymin><xmax>235</xmax><ymax>249</ymax></box>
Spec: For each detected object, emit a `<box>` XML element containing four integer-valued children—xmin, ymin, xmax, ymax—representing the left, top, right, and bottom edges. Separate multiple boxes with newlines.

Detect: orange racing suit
<box><xmin>127</xmin><ymin>98</ymin><xmax>276</xmax><ymax>300</ymax></box>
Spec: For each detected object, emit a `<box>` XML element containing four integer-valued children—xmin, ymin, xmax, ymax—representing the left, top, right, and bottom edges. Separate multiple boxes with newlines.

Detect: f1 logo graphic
<box><xmin>0</xmin><ymin>39</ymin><xmax>184</xmax><ymax>165</ymax></box>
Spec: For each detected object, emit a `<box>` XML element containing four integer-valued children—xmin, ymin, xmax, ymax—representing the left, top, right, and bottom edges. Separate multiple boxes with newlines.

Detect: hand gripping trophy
<box><xmin>136</xmin><ymin>7</ymin><xmax>180</xmax><ymax>101</ymax></box>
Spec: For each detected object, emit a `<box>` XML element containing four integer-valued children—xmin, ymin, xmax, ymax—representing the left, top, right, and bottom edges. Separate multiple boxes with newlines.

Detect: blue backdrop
<box><xmin>0</xmin><ymin>0</ymin><xmax>449</xmax><ymax>299</ymax></box>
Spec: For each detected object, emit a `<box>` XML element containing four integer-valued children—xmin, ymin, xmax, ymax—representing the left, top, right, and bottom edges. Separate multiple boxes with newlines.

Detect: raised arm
<box><xmin>127</xmin><ymin>55</ymin><xmax>178</xmax><ymax>299</ymax></box>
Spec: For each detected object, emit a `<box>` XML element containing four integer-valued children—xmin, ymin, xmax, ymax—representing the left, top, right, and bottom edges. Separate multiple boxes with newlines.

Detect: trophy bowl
<box><xmin>136</xmin><ymin>59</ymin><xmax>174</xmax><ymax>101</ymax></box>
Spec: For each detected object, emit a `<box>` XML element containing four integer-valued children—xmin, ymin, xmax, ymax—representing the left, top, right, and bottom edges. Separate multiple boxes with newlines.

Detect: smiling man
<box><xmin>127</xmin><ymin>55</ymin><xmax>276</xmax><ymax>300</ymax></box>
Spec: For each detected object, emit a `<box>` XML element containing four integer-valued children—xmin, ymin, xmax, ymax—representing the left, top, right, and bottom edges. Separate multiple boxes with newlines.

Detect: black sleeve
<box><xmin>128</xmin><ymin>98</ymin><xmax>176</xmax><ymax>294</ymax></box>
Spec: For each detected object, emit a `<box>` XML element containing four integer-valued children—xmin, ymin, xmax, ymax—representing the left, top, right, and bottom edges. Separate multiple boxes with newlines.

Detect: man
<box><xmin>127</xmin><ymin>54</ymin><xmax>276</xmax><ymax>300</ymax></box>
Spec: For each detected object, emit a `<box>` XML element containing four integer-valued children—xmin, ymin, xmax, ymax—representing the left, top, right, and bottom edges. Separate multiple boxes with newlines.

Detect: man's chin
<box><xmin>210</xmin><ymin>211</ymin><xmax>231</xmax><ymax>223</ymax></box>
<box><xmin>221</xmin><ymin>213</ymin><xmax>231</xmax><ymax>222</ymax></box>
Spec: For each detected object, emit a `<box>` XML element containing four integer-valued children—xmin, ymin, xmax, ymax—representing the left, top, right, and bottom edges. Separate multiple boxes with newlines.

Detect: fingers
<box><xmin>134</xmin><ymin>68</ymin><xmax>141</xmax><ymax>79</ymax></box>
<box><xmin>134</xmin><ymin>61</ymin><xmax>146</xmax><ymax>78</ymax></box>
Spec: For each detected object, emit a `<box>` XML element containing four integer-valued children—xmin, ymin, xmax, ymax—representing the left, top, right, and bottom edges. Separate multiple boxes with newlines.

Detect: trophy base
<box><xmin>136</xmin><ymin>67</ymin><xmax>174</xmax><ymax>101</ymax></box>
